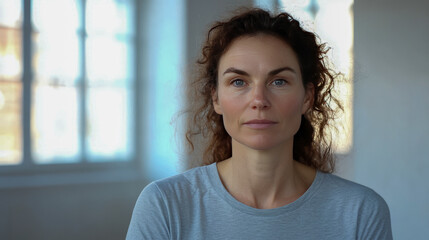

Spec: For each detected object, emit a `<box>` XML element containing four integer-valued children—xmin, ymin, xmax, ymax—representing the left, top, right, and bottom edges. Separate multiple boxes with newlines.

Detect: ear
<box><xmin>302</xmin><ymin>83</ymin><xmax>314</xmax><ymax>114</ymax></box>
<box><xmin>212</xmin><ymin>89</ymin><xmax>223</xmax><ymax>115</ymax></box>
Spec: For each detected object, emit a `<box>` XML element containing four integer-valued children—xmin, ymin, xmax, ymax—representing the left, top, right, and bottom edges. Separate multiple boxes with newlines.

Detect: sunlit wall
<box><xmin>256</xmin><ymin>0</ymin><xmax>354</xmax><ymax>154</ymax></box>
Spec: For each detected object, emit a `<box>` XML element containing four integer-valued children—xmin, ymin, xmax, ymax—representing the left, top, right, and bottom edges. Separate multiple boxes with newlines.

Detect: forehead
<box><xmin>218</xmin><ymin>34</ymin><xmax>301</xmax><ymax>71</ymax></box>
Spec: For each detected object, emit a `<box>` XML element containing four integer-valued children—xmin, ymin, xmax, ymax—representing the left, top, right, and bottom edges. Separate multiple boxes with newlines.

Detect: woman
<box><xmin>127</xmin><ymin>8</ymin><xmax>392</xmax><ymax>239</ymax></box>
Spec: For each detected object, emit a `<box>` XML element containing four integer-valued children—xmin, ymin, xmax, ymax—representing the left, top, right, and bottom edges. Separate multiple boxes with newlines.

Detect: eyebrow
<box><xmin>222</xmin><ymin>66</ymin><xmax>297</xmax><ymax>76</ymax></box>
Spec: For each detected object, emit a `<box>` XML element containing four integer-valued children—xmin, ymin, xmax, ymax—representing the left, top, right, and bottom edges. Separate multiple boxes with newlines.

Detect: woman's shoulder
<box><xmin>316</xmin><ymin>172</ymin><xmax>390</xmax><ymax>213</ymax></box>
<box><xmin>321</xmin><ymin>173</ymin><xmax>382</xmax><ymax>198</ymax></box>
<box><xmin>143</xmin><ymin>163</ymin><xmax>215</xmax><ymax>198</ymax></box>
<box><xmin>128</xmin><ymin>165</ymin><xmax>216</xmax><ymax>240</ymax></box>
<box><xmin>316</xmin><ymin>173</ymin><xmax>392</xmax><ymax>238</ymax></box>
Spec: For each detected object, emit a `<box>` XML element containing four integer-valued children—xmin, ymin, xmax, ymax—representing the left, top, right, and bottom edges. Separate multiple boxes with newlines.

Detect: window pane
<box><xmin>33</xmin><ymin>34</ymin><xmax>79</xmax><ymax>85</ymax></box>
<box><xmin>0</xmin><ymin>0</ymin><xmax>22</xmax><ymax>165</ymax></box>
<box><xmin>32</xmin><ymin>84</ymin><xmax>80</xmax><ymax>163</ymax></box>
<box><xmin>31</xmin><ymin>0</ymin><xmax>81</xmax><ymax>163</ymax></box>
<box><xmin>0</xmin><ymin>0</ymin><xmax>22</xmax><ymax>81</ymax></box>
<box><xmin>0</xmin><ymin>82</ymin><xmax>22</xmax><ymax>165</ymax></box>
<box><xmin>33</xmin><ymin>0</ymin><xmax>79</xmax><ymax>85</ymax></box>
<box><xmin>33</xmin><ymin>0</ymin><xmax>79</xmax><ymax>31</ymax></box>
<box><xmin>86</xmin><ymin>0</ymin><xmax>134</xmax><ymax>85</ymax></box>
<box><xmin>0</xmin><ymin>0</ymin><xmax>22</xmax><ymax>28</ymax></box>
<box><xmin>86</xmin><ymin>37</ymin><xmax>131</xmax><ymax>84</ymax></box>
<box><xmin>86</xmin><ymin>0</ymin><xmax>134</xmax><ymax>35</ymax></box>
<box><xmin>86</xmin><ymin>86</ymin><xmax>132</xmax><ymax>161</ymax></box>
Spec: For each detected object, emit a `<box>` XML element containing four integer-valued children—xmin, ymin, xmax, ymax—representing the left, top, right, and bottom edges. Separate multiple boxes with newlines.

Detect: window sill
<box><xmin>0</xmin><ymin>162</ymin><xmax>147</xmax><ymax>189</ymax></box>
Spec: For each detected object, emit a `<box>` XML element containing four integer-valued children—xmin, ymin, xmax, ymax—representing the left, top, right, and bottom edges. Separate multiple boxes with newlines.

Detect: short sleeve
<box><xmin>126</xmin><ymin>182</ymin><xmax>170</xmax><ymax>240</ymax></box>
<box><xmin>357</xmin><ymin>190</ymin><xmax>393</xmax><ymax>240</ymax></box>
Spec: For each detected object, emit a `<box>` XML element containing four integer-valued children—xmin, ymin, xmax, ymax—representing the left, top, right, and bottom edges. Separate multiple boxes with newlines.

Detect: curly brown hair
<box><xmin>185</xmin><ymin>8</ymin><xmax>343</xmax><ymax>173</ymax></box>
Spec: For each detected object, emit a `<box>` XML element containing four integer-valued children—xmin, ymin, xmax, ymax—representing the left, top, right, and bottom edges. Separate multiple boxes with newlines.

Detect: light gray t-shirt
<box><xmin>126</xmin><ymin>163</ymin><xmax>392</xmax><ymax>239</ymax></box>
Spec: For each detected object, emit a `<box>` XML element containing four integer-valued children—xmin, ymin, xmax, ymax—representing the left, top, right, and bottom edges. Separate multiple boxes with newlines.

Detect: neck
<box><xmin>217</xmin><ymin>140</ymin><xmax>315</xmax><ymax>209</ymax></box>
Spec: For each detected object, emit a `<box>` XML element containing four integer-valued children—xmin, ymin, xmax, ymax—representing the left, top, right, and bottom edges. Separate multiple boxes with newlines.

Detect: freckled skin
<box><xmin>213</xmin><ymin>34</ymin><xmax>312</xmax><ymax>152</ymax></box>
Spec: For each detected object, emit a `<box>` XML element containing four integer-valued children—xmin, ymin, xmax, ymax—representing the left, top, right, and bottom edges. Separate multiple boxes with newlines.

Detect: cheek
<box><xmin>218</xmin><ymin>91</ymin><xmax>243</xmax><ymax>113</ymax></box>
<box><xmin>278</xmin><ymin>96</ymin><xmax>304</xmax><ymax>116</ymax></box>
<box><xmin>217</xmin><ymin>94</ymin><xmax>245</xmax><ymax>136</ymax></box>
<box><xmin>218</xmin><ymin>96</ymin><xmax>242</xmax><ymax>120</ymax></box>
<box><xmin>279</xmin><ymin>96</ymin><xmax>306</xmax><ymax>134</ymax></box>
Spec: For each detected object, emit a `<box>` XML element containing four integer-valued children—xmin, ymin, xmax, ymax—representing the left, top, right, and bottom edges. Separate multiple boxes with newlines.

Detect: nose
<box><xmin>250</xmin><ymin>86</ymin><xmax>271</xmax><ymax>110</ymax></box>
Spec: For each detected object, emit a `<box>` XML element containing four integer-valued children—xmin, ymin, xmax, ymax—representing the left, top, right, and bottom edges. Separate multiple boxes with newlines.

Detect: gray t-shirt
<box><xmin>127</xmin><ymin>163</ymin><xmax>392</xmax><ymax>239</ymax></box>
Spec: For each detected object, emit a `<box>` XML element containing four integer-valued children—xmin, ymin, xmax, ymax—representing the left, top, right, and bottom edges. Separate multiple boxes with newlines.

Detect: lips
<box><xmin>243</xmin><ymin>119</ymin><xmax>277</xmax><ymax>129</ymax></box>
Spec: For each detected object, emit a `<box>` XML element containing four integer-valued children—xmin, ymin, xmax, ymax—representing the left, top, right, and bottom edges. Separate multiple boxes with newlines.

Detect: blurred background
<box><xmin>0</xmin><ymin>0</ymin><xmax>427</xmax><ymax>239</ymax></box>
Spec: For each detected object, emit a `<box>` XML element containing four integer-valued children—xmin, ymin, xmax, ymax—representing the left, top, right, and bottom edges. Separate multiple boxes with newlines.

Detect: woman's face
<box><xmin>213</xmin><ymin>34</ymin><xmax>313</xmax><ymax>151</ymax></box>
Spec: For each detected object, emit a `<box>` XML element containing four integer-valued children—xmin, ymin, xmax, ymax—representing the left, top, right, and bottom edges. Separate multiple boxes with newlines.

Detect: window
<box><xmin>0</xmin><ymin>0</ymin><xmax>137</xmax><ymax>178</ymax></box>
<box><xmin>0</xmin><ymin>0</ymin><xmax>22</xmax><ymax>165</ymax></box>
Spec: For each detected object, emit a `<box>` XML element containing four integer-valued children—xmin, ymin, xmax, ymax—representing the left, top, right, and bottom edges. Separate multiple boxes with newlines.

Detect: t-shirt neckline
<box><xmin>205</xmin><ymin>162</ymin><xmax>325</xmax><ymax>217</ymax></box>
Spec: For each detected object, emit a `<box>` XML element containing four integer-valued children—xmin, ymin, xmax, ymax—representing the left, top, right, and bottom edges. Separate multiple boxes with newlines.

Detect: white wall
<box><xmin>185</xmin><ymin>0</ymin><xmax>254</xmax><ymax>63</ymax></box>
<box><xmin>138</xmin><ymin>0</ymin><xmax>187</xmax><ymax>179</ymax></box>
<box><xmin>353</xmin><ymin>0</ymin><xmax>429</xmax><ymax>239</ymax></box>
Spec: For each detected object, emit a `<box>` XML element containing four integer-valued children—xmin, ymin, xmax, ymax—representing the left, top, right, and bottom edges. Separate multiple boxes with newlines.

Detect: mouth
<box><xmin>243</xmin><ymin>119</ymin><xmax>277</xmax><ymax>129</ymax></box>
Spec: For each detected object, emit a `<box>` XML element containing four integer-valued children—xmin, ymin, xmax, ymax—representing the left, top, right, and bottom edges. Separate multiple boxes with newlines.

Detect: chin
<box><xmin>234</xmin><ymin>136</ymin><xmax>290</xmax><ymax>151</ymax></box>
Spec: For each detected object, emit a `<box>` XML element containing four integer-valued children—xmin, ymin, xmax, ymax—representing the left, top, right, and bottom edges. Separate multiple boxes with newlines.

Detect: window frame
<box><xmin>0</xmin><ymin>0</ymin><xmax>143</xmax><ymax>188</ymax></box>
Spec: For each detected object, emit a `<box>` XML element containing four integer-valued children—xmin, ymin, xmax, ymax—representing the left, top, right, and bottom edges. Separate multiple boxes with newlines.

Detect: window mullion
<box><xmin>134</xmin><ymin>0</ymin><xmax>142</xmax><ymax>164</ymax></box>
<box><xmin>21</xmin><ymin>0</ymin><xmax>32</xmax><ymax>166</ymax></box>
<box><xmin>78</xmin><ymin>0</ymin><xmax>87</xmax><ymax>162</ymax></box>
